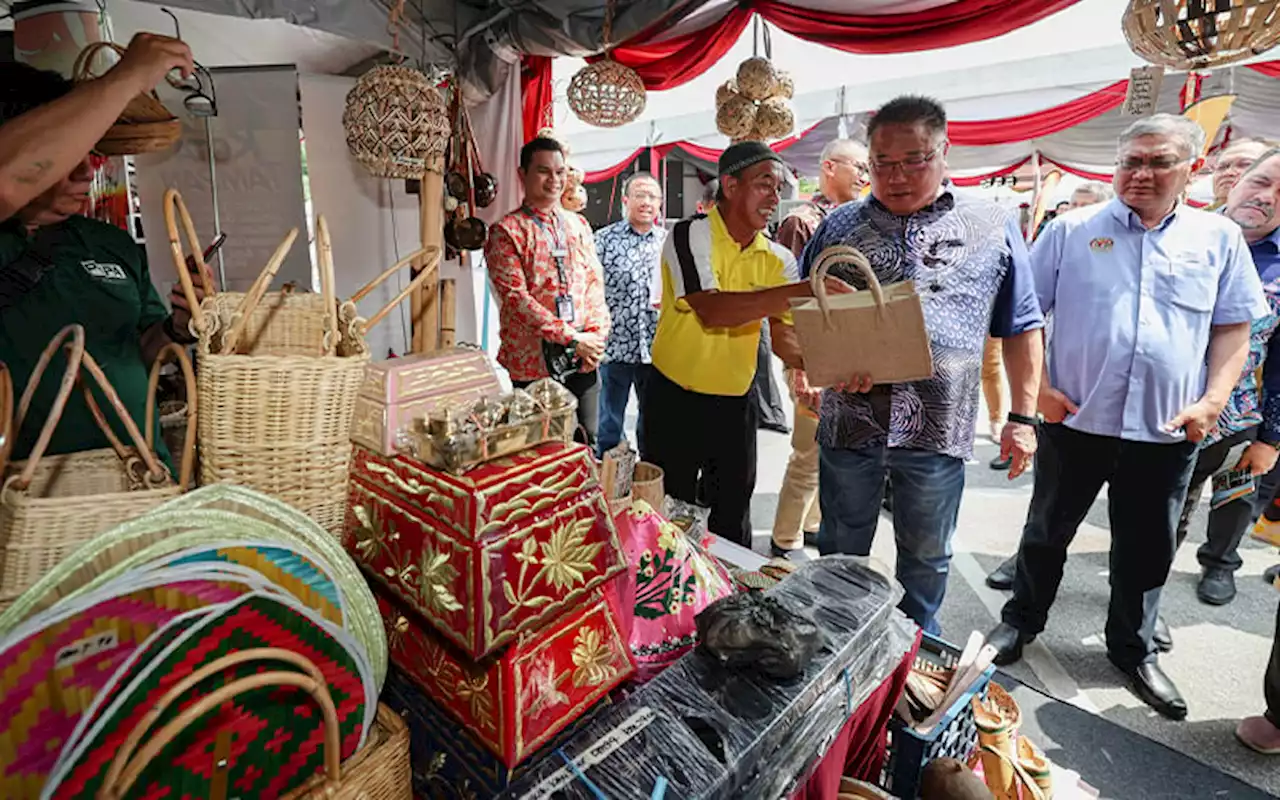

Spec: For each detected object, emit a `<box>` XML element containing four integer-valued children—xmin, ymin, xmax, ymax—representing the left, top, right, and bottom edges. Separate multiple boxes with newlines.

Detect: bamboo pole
<box><xmin>440</xmin><ymin>276</ymin><xmax>457</xmax><ymax>348</ymax></box>
<box><xmin>412</xmin><ymin>154</ymin><xmax>444</xmax><ymax>353</ymax></box>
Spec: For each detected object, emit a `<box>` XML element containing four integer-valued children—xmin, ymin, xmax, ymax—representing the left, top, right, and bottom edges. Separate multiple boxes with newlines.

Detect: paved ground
<box><xmin>733</xmin><ymin>363</ymin><xmax>1280</xmax><ymax>798</ymax></box>
<box><xmin>611</xmin><ymin>358</ymin><xmax>1280</xmax><ymax>796</ymax></box>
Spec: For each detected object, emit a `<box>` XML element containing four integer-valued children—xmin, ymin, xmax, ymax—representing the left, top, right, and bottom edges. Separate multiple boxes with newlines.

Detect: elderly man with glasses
<box><xmin>799</xmin><ymin>95</ymin><xmax>1045</xmax><ymax>635</ymax></box>
<box><xmin>0</xmin><ymin>34</ymin><xmax>210</xmax><ymax>475</ymax></box>
<box><xmin>987</xmin><ymin>114</ymin><xmax>1268</xmax><ymax>721</ymax></box>
<box><xmin>1211</xmin><ymin>138</ymin><xmax>1274</xmax><ymax>210</ymax></box>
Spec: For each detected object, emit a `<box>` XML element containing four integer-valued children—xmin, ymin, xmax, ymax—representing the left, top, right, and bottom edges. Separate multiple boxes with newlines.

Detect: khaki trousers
<box><xmin>772</xmin><ymin>370</ymin><xmax>822</xmax><ymax>550</ymax></box>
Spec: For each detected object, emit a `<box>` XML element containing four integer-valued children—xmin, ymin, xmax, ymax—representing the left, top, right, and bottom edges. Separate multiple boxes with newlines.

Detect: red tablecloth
<box><xmin>791</xmin><ymin>629</ymin><xmax>923</xmax><ymax>800</ymax></box>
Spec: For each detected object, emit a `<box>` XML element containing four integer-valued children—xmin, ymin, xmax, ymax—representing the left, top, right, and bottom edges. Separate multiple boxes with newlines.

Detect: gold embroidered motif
<box><xmin>351</xmin><ymin>504</ymin><xmax>391</xmax><ymax>562</ymax></box>
<box><xmin>519</xmin><ymin>661</ymin><xmax>570</xmax><ymax>720</ymax></box>
<box><xmin>571</xmin><ymin>626</ymin><xmax>618</xmax><ymax>688</ymax></box>
<box><xmin>409</xmin><ymin>545</ymin><xmax>464</xmax><ymax>614</ymax></box>
<box><xmin>454</xmin><ymin>672</ymin><xmax>494</xmax><ymax>730</ymax></box>
<box><xmin>367</xmin><ymin>461</ymin><xmax>457</xmax><ymax>511</ymax></box>
<box><xmin>539</xmin><ymin>517</ymin><xmax>604</xmax><ymax>592</ymax></box>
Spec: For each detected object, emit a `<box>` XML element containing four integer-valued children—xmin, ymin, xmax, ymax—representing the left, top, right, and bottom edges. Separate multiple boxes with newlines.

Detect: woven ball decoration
<box><xmin>775</xmin><ymin>71</ymin><xmax>795</xmax><ymax>100</ymax></box>
<box><xmin>737</xmin><ymin>56</ymin><xmax>779</xmax><ymax>101</ymax></box>
<box><xmin>567</xmin><ymin>59</ymin><xmax>647</xmax><ymax>128</ymax></box>
<box><xmin>716</xmin><ymin>79</ymin><xmax>739</xmax><ymax>107</ymax></box>
<box><xmin>343</xmin><ymin>65</ymin><xmax>450</xmax><ymax>179</ymax></box>
<box><xmin>755</xmin><ymin>97</ymin><xmax>795</xmax><ymax>141</ymax></box>
<box><xmin>1123</xmin><ymin>0</ymin><xmax>1280</xmax><ymax>69</ymax></box>
<box><xmin>716</xmin><ymin>94</ymin><xmax>757</xmax><ymax>140</ymax></box>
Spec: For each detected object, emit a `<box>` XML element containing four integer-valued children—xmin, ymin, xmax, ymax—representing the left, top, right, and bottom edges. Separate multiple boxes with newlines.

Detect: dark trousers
<box><xmin>1174</xmin><ymin>427</ymin><xmax>1280</xmax><ymax>572</ymax></box>
<box><xmin>1001</xmin><ymin>423</ymin><xmax>1197</xmax><ymax>669</ymax></box>
<box><xmin>596</xmin><ymin>362</ymin><xmax>650</xmax><ymax>457</ymax></box>
<box><xmin>1266</xmin><ymin>602</ymin><xmax>1280</xmax><ymax>726</ymax></box>
<box><xmin>640</xmin><ymin>368</ymin><xmax>758</xmax><ymax>546</ymax></box>
<box><xmin>754</xmin><ymin>321</ymin><xmax>787</xmax><ymax>431</ymax></box>
<box><xmin>515</xmin><ymin>370</ymin><xmax>600</xmax><ymax>447</ymax></box>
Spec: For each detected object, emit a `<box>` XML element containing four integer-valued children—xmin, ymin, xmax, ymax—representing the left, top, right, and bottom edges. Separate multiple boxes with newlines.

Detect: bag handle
<box><xmin>100</xmin><ymin>655</ymin><xmax>342</xmax><ymax>800</ymax></box>
<box><xmin>979</xmin><ymin>743</ymin><xmax>1047</xmax><ymax>800</ymax></box>
<box><xmin>71</xmin><ymin>42</ymin><xmax>128</xmax><ymax>83</ymax></box>
<box><xmin>64</xmin><ymin>348</ymin><xmax>170</xmax><ymax>488</ymax></box>
<box><xmin>345</xmin><ymin>244</ymin><xmax>441</xmax><ymax>333</ymax></box>
<box><xmin>164</xmin><ymin>188</ymin><xmax>213</xmax><ymax>336</ymax></box>
<box><xmin>809</xmin><ymin>245</ymin><xmax>885</xmax><ymax>331</ymax></box>
<box><xmin>102</xmin><ymin>647</ymin><xmax>330</xmax><ymax>797</ymax></box>
<box><xmin>144</xmin><ymin>343</ymin><xmax>198</xmax><ymax>489</ymax></box>
<box><xmin>0</xmin><ymin>362</ymin><xmax>12</xmax><ymax>480</ymax></box>
<box><xmin>315</xmin><ymin>215</ymin><xmax>340</xmax><ymax>356</ymax></box>
<box><xmin>219</xmin><ymin>226</ymin><xmax>299</xmax><ymax>354</ymax></box>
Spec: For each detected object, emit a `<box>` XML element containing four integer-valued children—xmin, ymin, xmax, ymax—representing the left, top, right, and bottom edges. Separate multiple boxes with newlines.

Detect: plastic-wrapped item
<box><xmin>696</xmin><ymin>591</ymin><xmax>823</xmax><ymax>679</ymax></box>
<box><xmin>502</xmin><ymin>557</ymin><xmax>907</xmax><ymax>800</ymax></box>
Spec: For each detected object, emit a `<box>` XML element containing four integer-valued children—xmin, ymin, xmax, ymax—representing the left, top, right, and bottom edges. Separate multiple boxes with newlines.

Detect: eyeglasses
<box><xmin>1215</xmin><ymin>157</ymin><xmax>1256</xmax><ymax>174</ymax></box>
<box><xmin>827</xmin><ymin>158</ymin><xmax>869</xmax><ymax>179</ymax></box>
<box><xmin>1116</xmin><ymin>156</ymin><xmax>1188</xmax><ymax>173</ymax></box>
<box><xmin>869</xmin><ymin>144</ymin><xmax>944</xmax><ymax>175</ymax></box>
<box><xmin>161</xmin><ymin>8</ymin><xmax>218</xmax><ymax>117</ymax></box>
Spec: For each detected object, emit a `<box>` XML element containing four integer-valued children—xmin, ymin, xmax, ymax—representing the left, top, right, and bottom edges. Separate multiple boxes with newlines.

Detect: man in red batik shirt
<box><xmin>484</xmin><ymin>136</ymin><xmax>611</xmax><ymax>445</ymax></box>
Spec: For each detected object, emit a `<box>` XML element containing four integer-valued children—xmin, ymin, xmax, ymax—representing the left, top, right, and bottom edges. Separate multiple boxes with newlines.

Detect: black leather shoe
<box><xmin>989</xmin><ymin>455</ymin><xmax>1012</xmax><ymax>471</ymax></box>
<box><xmin>1153</xmin><ymin>616</ymin><xmax>1173</xmax><ymax>653</ymax></box>
<box><xmin>1117</xmin><ymin>661</ymin><xmax>1187</xmax><ymax>720</ymax></box>
<box><xmin>1266</xmin><ymin>563</ymin><xmax>1280</xmax><ymax>586</ymax></box>
<box><xmin>987</xmin><ymin>622</ymin><xmax>1035</xmax><ymax>667</ymax></box>
<box><xmin>770</xmin><ymin>542</ymin><xmax>812</xmax><ymax>562</ymax></box>
<box><xmin>985</xmin><ymin>556</ymin><xmax>1018</xmax><ymax>590</ymax></box>
<box><xmin>1197</xmin><ymin>567</ymin><xmax>1237</xmax><ymax>605</ymax></box>
<box><xmin>802</xmin><ymin>529</ymin><xmax>820</xmax><ymax>549</ymax></box>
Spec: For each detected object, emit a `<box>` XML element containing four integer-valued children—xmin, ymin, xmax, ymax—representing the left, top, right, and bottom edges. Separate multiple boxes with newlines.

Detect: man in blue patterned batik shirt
<box><xmin>594</xmin><ymin>172</ymin><xmax>666</xmax><ymax>456</ymax></box>
<box><xmin>799</xmin><ymin>95</ymin><xmax>1045</xmax><ymax>636</ymax></box>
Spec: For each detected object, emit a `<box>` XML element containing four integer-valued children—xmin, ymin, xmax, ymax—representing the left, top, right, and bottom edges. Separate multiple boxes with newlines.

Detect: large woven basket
<box><xmin>0</xmin><ymin>325</ymin><xmax>195</xmax><ymax>607</ymax></box>
<box><xmin>343</xmin><ymin>64</ymin><xmax>450</xmax><ymax>180</ymax></box>
<box><xmin>1123</xmin><ymin>0</ymin><xmax>1280</xmax><ymax>69</ymax></box>
<box><xmin>167</xmin><ymin>189</ymin><xmax>437</xmax><ymax>536</ymax></box>
<box><xmin>101</xmin><ymin>650</ymin><xmax>410</xmax><ymax>800</ymax></box>
<box><xmin>72</xmin><ymin>42</ymin><xmax>181</xmax><ymax>156</ymax></box>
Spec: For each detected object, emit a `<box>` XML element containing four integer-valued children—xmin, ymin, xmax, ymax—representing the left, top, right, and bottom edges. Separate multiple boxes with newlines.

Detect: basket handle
<box><xmin>346</xmin><ymin>245</ymin><xmax>441</xmax><ymax>333</ymax></box>
<box><xmin>0</xmin><ymin>362</ymin><xmax>11</xmax><ymax>480</ymax></box>
<box><xmin>100</xmin><ymin>659</ymin><xmax>342</xmax><ymax>800</ymax></box>
<box><xmin>64</xmin><ymin>349</ymin><xmax>170</xmax><ymax>487</ymax></box>
<box><xmin>144</xmin><ymin>343</ymin><xmax>198</xmax><ymax>489</ymax></box>
<box><xmin>979</xmin><ymin>744</ymin><xmax>1047</xmax><ymax>800</ymax></box>
<box><xmin>102</xmin><ymin>647</ymin><xmax>330</xmax><ymax>797</ymax></box>
<box><xmin>163</xmin><ymin>188</ymin><xmax>213</xmax><ymax>336</ymax></box>
<box><xmin>315</xmin><ymin>215</ymin><xmax>340</xmax><ymax>356</ymax></box>
<box><xmin>12</xmin><ymin>324</ymin><xmax>87</xmax><ymax>488</ymax></box>
<box><xmin>71</xmin><ymin>41</ymin><xmax>127</xmax><ymax>83</ymax></box>
<box><xmin>220</xmin><ymin>227</ymin><xmax>299</xmax><ymax>354</ymax></box>
<box><xmin>809</xmin><ymin>245</ymin><xmax>883</xmax><ymax>331</ymax></box>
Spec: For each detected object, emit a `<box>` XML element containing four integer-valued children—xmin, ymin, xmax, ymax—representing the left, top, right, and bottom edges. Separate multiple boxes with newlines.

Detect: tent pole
<box><xmin>412</xmin><ymin>154</ymin><xmax>444</xmax><ymax>353</ymax></box>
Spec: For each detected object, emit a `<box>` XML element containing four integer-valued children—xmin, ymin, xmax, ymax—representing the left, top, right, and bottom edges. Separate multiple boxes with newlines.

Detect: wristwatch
<box><xmin>1007</xmin><ymin>412</ymin><xmax>1039</xmax><ymax>426</ymax></box>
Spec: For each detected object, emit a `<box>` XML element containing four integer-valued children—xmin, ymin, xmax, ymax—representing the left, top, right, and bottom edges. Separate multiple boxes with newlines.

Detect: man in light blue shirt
<box><xmin>987</xmin><ymin>114</ymin><xmax>1268</xmax><ymax>721</ymax></box>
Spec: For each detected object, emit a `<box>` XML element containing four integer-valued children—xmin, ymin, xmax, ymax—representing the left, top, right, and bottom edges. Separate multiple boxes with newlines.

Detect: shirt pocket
<box><xmin>1154</xmin><ymin>255</ymin><xmax>1216</xmax><ymax>314</ymax></box>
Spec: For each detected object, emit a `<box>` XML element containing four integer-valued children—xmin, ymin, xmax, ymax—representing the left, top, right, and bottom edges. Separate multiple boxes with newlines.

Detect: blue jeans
<box><xmin>818</xmin><ymin>445</ymin><xmax>965</xmax><ymax>635</ymax></box>
<box><xmin>596</xmin><ymin>362</ymin><xmax>650</xmax><ymax>456</ymax></box>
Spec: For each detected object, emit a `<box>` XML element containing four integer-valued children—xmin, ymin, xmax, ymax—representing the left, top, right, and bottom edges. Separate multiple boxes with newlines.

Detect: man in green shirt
<box><xmin>0</xmin><ymin>34</ymin><xmax>204</xmax><ymax>468</ymax></box>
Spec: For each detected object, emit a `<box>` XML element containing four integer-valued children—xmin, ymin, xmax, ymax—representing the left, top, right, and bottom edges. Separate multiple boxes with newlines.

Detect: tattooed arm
<box><xmin>0</xmin><ymin>33</ymin><xmax>192</xmax><ymax>221</ymax></box>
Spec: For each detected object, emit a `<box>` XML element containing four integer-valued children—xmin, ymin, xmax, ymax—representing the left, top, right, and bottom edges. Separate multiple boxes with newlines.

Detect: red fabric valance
<box><xmin>520</xmin><ymin>55</ymin><xmax>554</xmax><ymax>145</ymax></box>
<box><xmin>947</xmin><ymin>157</ymin><xmax>1032</xmax><ymax>187</ymax></box>
<box><xmin>594</xmin><ymin>0</ymin><xmax>1081</xmax><ymax>91</ymax></box>
<box><xmin>947</xmin><ymin>81</ymin><xmax>1128</xmax><ymax>146</ymax></box>
<box><xmin>1250</xmin><ymin>61</ymin><xmax>1280</xmax><ymax>78</ymax></box>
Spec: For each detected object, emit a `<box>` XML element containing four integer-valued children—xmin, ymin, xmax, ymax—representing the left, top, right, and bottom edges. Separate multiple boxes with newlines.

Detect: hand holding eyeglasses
<box><xmin>113</xmin><ymin>32</ymin><xmax>194</xmax><ymax>97</ymax></box>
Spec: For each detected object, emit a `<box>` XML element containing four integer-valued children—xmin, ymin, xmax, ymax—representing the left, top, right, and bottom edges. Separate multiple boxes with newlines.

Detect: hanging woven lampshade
<box><xmin>1123</xmin><ymin>0</ymin><xmax>1280</xmax><ymax>70</ymax></box>
<box><xmin>343</xmin><ymin>64</ymin><xmax>450</xmax><ymax>179</ymax></box>
<box><xmin>568</xmin><ymin>58</ymin><xmax>647</xmax><ymax>128</ymax></box>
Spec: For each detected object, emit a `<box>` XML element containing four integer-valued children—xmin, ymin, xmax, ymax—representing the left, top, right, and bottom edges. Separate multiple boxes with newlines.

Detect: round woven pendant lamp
<box><xmin>568</xmin><ymin>58</ymin><xmax>647</xmax><ymax>128</ymax></box>
<box><xmin>1123</xmin><ymin>0</ymin><xmax>1280</xmax><ymax>69</ymax></box>
<box><xmin>343</xmin><ymin>64</ymin><xmax>451</xmax><ymax>179</ymax></box>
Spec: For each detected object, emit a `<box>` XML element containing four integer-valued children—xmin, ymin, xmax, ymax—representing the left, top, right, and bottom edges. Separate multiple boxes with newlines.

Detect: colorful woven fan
<box><xmin>46</xmin><ymin>591</ymin><xmax>374</xmax><ymax>800</ymax></box>
<box><xmin>0</xmin><ymin>566</ymin><xmax>275</xmax><ymax>799</ymax></box>
<box><xmin>0</xmin><ymin>485</ymin><xmax>388</xmax><ymax>689</ymax></box>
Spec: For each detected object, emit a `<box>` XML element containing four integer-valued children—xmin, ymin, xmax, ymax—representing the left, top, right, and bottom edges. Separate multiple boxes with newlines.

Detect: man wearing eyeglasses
<box><xmin>1210</xmin><ymin>138</ymin><xmax>1273</xmax><ymax>210</ymax></box>
<box><xmin>769</xmin><ymin>138</ymin><xmax>868</xmax><ymax>559</ymax></box>
<box><xmin>799</xmin><ymin>95</ymin><xmax>1045</xmax><ymax>636</ymax></box>
<box><xmin>0</xmin><ymin>34</ymin><xmax>210</xmax><ymax>474</ymax></box>
<box><xmin>987</xmin><ymin>114</ymin><xmax>1267</xmax><ymax>721</ymax></box>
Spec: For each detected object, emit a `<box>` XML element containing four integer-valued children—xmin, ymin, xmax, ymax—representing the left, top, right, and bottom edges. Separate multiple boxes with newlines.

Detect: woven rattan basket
<box><xmin>101</xmin><ymin>651</ymin><xmax>410</xmax><ymax>800</ymax></box>
<box><xmin>0</xmin><ymin>326</ymin><xmax>195</xmax><ymax>607</ymax></box>
<box><xmin>167</xmin><ymin>189</ymin><xmax>438</xmax><ymax>536</ymax></box>
<box><xmin>1123</xmin><ymin>0</ymin><xmax>1280</xmax><ymax>69</ymax></box>
<box><xmin>72</xmin><ymin>42</ymin><xmax>181</xmax><ymax>156</ymax></box>
<box><xmin>343</xmin><ymin>64</ymin><xmax>450</xmax><ymax>180</ymax></box>
<box><xmin>568</xmin><ymin>58</ymin><xmax>646</xmax><ymax>128</ymax></box>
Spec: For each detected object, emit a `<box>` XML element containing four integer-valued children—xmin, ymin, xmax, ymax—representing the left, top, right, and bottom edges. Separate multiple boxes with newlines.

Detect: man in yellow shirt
<box><xmin>642</xmin><ymin>142</ymin><xmax>850</xmax><ymax>546</ymax></box>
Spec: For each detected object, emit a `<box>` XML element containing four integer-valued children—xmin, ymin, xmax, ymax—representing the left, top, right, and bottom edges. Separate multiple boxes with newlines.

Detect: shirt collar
<box><xmin>1253</xmin><ymin>225</ymin><xmax>1280</xmax><ymax>254</ymax></box>
<box><xmin>867</xmin><ymin>186</ymin><xmax>955</xmax><ymax>218</ymax></box>
<box><xmin>709</xmin><ymin>206</ymin><xmax>770</xmax><ymax>253</ymax></box>
<box><xmin>521</xmin><ymin>204</ymin><xmax>561</xmax><ymax>226</ymax></box>
<box><xmin>624</xmin><ymin>220</ymin><xmax>657</xmax><ymax>238</ymax></box>
<box><xmin>1108</xmin><ymin>197</ymin><xmax>1180</xmax><ymax>232</ymax></box>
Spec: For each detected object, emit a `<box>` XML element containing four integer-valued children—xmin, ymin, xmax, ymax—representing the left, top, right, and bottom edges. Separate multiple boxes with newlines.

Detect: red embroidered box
<box><xmin>346</xmin><ymin>441</ymin><xmax>627</xmax><ymax>659</ymax></box>
<box><xmin>377</xmin><ymin>582</ymin><xmax>634</xmax><ymax>767</ymax></box>
<box><xmin>349</xmin><ymin>348</ymin><xmax>502</xmax><ymax>457</ymax></box>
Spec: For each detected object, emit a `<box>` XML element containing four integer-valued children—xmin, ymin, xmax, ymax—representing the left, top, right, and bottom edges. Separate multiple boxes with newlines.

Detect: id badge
<box><xmin>556</xmin><ymin>294</ymin><xmax>576</xmax><ymax>323</ymax></box>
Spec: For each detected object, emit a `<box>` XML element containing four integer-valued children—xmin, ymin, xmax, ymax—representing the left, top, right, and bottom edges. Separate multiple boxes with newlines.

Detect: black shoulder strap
<box><xmin>673</xmin><ymin>214</ymin><xmax>706</xmax><ymax>294</ymax></box>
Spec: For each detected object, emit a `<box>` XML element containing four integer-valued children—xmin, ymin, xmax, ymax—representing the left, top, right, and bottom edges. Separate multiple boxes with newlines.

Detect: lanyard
<box><xmin>523</xmin><ymin>206</ymin><xmax>569</xmax><ymax>291</ymax></box>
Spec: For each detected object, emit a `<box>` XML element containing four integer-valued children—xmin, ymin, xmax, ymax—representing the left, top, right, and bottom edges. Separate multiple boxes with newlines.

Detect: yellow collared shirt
<box><xmin>650</xmin><ymin>207</ymin><xmax>799</xmax><ymax>396</ymax></box>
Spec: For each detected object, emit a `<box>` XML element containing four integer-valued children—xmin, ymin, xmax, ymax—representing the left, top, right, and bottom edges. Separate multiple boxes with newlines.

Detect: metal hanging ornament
<box><xmin>1123</xmin><ymin>0</ymin><xmax>1280</xmax><ymax>70</ymax></box>
<box><xmin>567</xmin><ymin>0</ymin><xmax>647</xmax><ymax>128</ymax></box>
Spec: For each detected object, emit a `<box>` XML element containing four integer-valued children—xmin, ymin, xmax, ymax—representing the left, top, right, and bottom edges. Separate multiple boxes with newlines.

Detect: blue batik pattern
<box><xmin>596</xmin><ymin>220</ymin><xmax>665</xmax><ymax>364</ymax></box>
